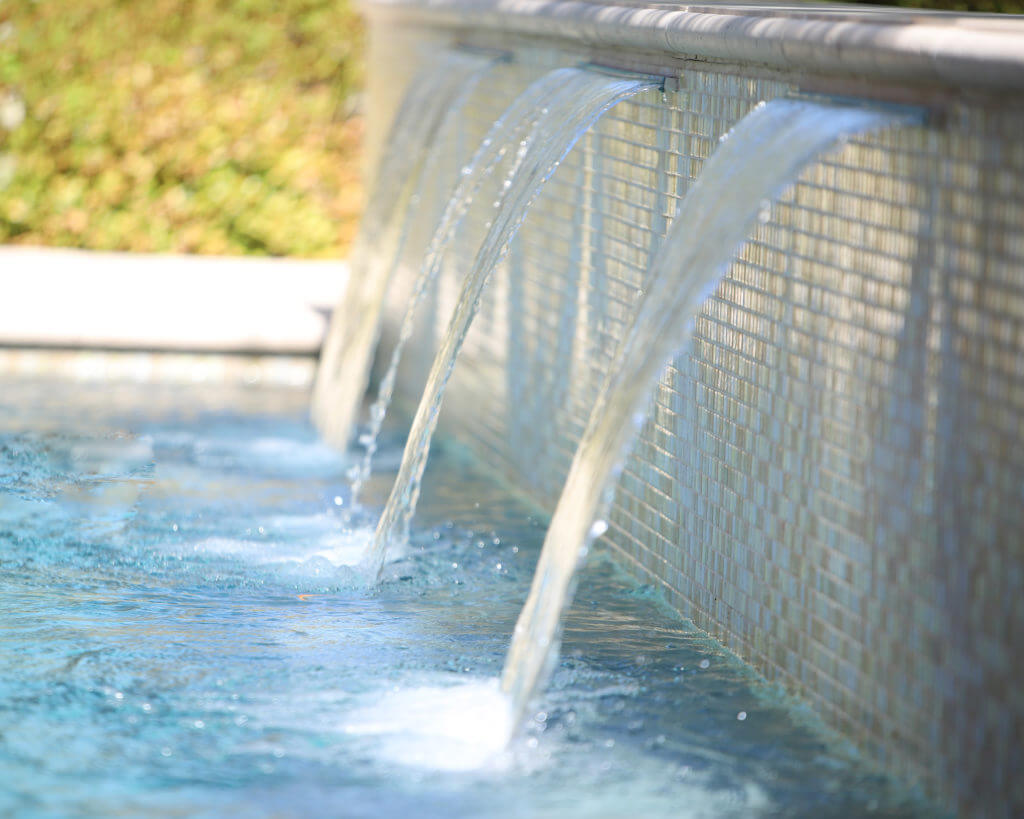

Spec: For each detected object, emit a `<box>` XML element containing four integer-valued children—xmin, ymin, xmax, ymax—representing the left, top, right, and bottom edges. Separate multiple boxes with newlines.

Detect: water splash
<box><xmin>363</xmin><ymin>68</ymin><xmax>659</xmax><ymax>577</ymax></box>
<box><xmin>312</xmin><ymin>50</ymin><xmax>499</xmax><ymax>441</ymax></box>
<box><xmin>499</xmin><ymin>98</ymin><xmax>917</xmax><ymax>729</ymax></box>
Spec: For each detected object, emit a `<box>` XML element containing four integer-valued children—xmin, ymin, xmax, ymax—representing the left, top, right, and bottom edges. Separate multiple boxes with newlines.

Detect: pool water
<box><xmin>0</xmin><ymin>379</ymin><xmax>936</xmax><ymax>817</ymax></box>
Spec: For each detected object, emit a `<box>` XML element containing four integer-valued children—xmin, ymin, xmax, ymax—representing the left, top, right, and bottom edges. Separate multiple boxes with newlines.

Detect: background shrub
<box><xmin>0</xmin><ymin>0</ymin><xmax>364</xmax><ymax>257</ymax></box>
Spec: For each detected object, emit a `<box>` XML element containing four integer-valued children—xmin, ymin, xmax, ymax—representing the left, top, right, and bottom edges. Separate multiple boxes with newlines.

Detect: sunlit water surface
<box><xmin>0</xmin><ymin>380</ymin><xmax>936</xmax><ymax>818</ymax></box>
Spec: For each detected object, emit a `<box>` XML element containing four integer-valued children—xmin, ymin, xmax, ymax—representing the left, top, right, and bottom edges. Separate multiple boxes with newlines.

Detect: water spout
<box><xmin>345</xmin><ymin>67</ymin><xmax>598</xmax><ymax>504</ymax></box>
<box><xmin>362</xmin><ymin>67</ymin><xmax>659</xmax><ymax>578</ymax></box>
<box><xmin>499</xmin><ymin>97</ymin><xmax>918</xmax><ymax>729</ymax></box>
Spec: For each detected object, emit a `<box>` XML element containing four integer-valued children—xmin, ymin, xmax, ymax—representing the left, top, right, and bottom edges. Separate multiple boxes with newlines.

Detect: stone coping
<box><xmin>366</xmin><ymin>0</ymin><xmax>1024</xmax><ymax>92</ymax></box>
<box><xmin>0</xmin><ymin>247</ymin><xmax>347</xmax><ymax>355</ymax></box>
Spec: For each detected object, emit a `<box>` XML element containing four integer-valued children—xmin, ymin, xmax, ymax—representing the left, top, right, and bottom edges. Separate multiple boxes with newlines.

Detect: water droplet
<box><xmin>588</xmin><ymin>519</ymin><xmax>609</xmax><ymax>539</ymax></box>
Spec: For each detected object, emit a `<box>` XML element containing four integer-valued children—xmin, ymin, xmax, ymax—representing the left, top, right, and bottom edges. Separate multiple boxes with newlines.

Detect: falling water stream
<box><xmin>312</xmin><ymin>50</ymin><xmax>498</xmax><ymax>439</ymax></box>
<box><xmin>364</xmin><ymin>68</ymin><xmax>658</xmax><ymax>576</ymax></box>
<box><xmin>344</xmin><ymin>67</ymin><xmax>616</xmax><ymax>505</ymax></box>
<box><xmin>498</xmin><ymin>98</ymin><xmax>917</xmax><ymax>727</ymax></box>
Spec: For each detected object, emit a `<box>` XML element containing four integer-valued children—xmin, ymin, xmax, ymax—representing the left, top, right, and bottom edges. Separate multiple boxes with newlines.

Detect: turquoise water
<box><xmin>0</xmin><ymin>379</ymin><xmax>935</xmax><ymax>817</ymax></box>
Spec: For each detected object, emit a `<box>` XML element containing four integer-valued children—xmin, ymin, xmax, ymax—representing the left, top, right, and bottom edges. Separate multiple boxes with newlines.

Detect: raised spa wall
<box><xmin>362</xmin><ymin>2</ymin><xmax>1024</xmax><ymax>815</ymax></box>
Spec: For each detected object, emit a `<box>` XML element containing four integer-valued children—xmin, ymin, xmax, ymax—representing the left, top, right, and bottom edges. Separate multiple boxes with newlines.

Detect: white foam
<box><xmin>341</xmin><ymin>678</ymin><xmax>514</xmax><ymax>772</ymax></box>
<box><xmin>180</xmin><ymin>526</ymin><xmax>371</xmax><ymax>572</ymax></box>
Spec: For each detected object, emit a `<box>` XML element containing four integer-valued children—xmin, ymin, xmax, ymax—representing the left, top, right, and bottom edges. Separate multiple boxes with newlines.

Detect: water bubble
<box><xmin>172</xmin><ymin>523</ymin><xmax>179</xmax><ymax>532</ymax></box>
<box><xmin>495</xmin><ymin>562</ymin><xmax>502</xmax><ymax>571</ymax></box>
<box><xmin>114</xmin><ymin>692</ymin><xmax>124</xmax><ymax>700</ymax></box>
<box><xmin>534</xmin><ymin>711</ymin><xmax>547</xmax><ymax>723</ymax></box>
<box><xmin>333</xmin><ymin>496</ymin><xmax>343</xmax><ymax>506</ymax></box>
<box><xmin>141</xmin><ymin>703</ymin><xmax>152</xmax><ymax>713</ymax></box>
<box><xmin>461</xmin><ymin>165</ymin><xmax>472</xmax><ymax>176</ymax></box>
<box><xmin>257</xmin><ymin>526</ymin><xmax>265</xmax><ymax>535</ymax></box>
<box><xmin>737</xmin><ymin>711</ymin><xmax>747</xmax><ymax>721</ymax></box>
<box><xmin>588</xmin><ymin>519</ymin><xmax>609</xmax><ymax>539</ymax></box>
<box><xmin>699</xmin><ymin>659</ymin><xmax>710</xmax><ymax>669</ymax></box>
<box><xmin>160</xmin><ymin>747</ymin><xmax>173</xmax><ymax>757</ymax></box>
<box><xmin>718</xmin><ymin>132</ymin><xmax>730</xmax><ymax>144</ymax></box>
<box><xmin>194</xmin><ymin>719</ymin><xmax>206</xmax><ymax>729</ymax></box>
<box><xmin>757</xmin><ymin>199</ymin><xmax>772</xmax><ymax>224</ymax></box>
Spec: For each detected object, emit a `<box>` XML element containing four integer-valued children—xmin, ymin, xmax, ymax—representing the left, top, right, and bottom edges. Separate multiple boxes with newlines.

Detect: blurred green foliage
<box><xmin>0</xmin><ymin>0</ymin><xmax>364</xmax><ymax>257</ymax></box>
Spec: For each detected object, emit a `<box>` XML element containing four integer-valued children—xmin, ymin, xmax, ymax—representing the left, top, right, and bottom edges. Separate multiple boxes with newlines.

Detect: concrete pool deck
<box><xmin>0</xmin><ymin>247</ymin><xmax>348</xmax><ymax>355</ymax></box>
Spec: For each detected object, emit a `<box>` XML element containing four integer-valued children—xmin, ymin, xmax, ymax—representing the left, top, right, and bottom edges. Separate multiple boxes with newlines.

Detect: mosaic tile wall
<box><xmin>366</xmin><ymin>23</ymin><xmax>1024</xmax><ymax>817</ymax></box>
